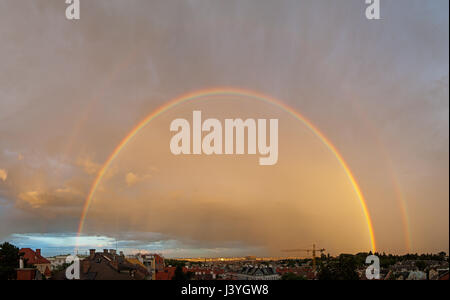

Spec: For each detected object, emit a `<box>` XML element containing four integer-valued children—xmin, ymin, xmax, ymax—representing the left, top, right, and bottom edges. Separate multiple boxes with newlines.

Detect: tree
<box><xmin>52</xmin><ymin>262</ymin><xmax>73</xmax><ymax>276</ymax></box>
<box><xmin>415</xmin><ymin>260</ymin><xmax>426</xmax><ymax>271</ymax></box>
<box><xmin>318</xmin><ymin>255</ymin><xmax>359</xmax><ymax>280</ymax></box>
<box><xmin>172</xmin><ymin>265</ymin><xmax>192</xmax><ymax>281</ymax></box>
<box><xmin>0</xmin><ymin>242</ymin><xmax>20</xmax><ymax>280</ymax></box>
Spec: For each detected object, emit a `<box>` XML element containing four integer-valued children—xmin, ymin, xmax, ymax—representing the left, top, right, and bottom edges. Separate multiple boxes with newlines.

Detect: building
<box><xmin>438</xmin><ymin>271</ymin><xmax>449</xmax><ymax>280</ymax></box>
<box><xmin>16</xmin><ymin>256</ymin><xmax>40</xmax><ymax>281</ymax></box>
<box><xmin>52</xmin><ymin>249</ymin><xmax>150</xmax><ymax>280</ymax></box>
<box><xmin>47</xmin><ymin>255</ymin><xmax>71</xmax><ymax>270</ymax></box>
<box><xmin>406</xmin><ymin>271</ymin><xmax>427</xmax><ymax>280</ymax></box>
<box><xmin>16</xmin><ymin>269</ymin><xmax>38</xmax><ymax>280</ymax></box>
<box><xmin>19</xmin><ymin>248</ymin><xmax>52</xmax><ymax>279</ymax></box>
<box><xmin>236</xmin><ymin>265</ymin><xmax>281</xmax><ymax>280</ymax></box>
<box><xmin>155</xmin><ymin>266</ymin><xmax>178</xmax><ymax>280</ymax></box>
<box><xmin>136</xmin><ymin>253</ymin><xmax>165</xmax><ymax>279</ymax></box>
<box><xmin>186</xmin><ymin>266</ymin><xmax>226</xmax><ymax>280</ymax></box>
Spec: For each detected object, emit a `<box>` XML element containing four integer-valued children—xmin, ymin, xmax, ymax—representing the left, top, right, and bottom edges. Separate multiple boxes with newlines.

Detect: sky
<box><xmin>0</xmin><ymin>0</ymin><xmax>448</xmax><ymax>258</ymax></box>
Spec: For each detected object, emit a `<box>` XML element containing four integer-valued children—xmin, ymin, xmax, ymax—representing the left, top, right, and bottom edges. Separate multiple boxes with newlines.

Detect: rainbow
<box><xmin>77</xmin><ymin>87</ymin><xmax>377</xmax><ymax>252</ymax></box>
<box><xmin>347</xmin><ymin>98</ymin><xmax>411</xmax><ymax>252</ymax></box>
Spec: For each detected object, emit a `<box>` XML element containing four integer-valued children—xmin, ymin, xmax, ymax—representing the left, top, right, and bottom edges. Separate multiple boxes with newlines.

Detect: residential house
<box><xmin>19</xmin><ymin>248</ymin><xmax>52</xmax><ymax>279</ymax></box>
<box><xmin>52</xmin><ymin>249</ymin><xmax>150</xmax><ymax>280</ymax></box>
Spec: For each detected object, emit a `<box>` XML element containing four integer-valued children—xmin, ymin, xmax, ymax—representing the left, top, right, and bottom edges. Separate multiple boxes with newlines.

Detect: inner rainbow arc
<box><xmin>77</xmin><ymin>87</ymin><xmax>377</xmax><ymax>253</ymax></box>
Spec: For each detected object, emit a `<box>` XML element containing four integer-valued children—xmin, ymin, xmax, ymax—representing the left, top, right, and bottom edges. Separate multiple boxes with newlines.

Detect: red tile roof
<box><xmin>155</xmin><ymin>267</ymin><xmax>177</xmax><ymax>280</ymax></box>
<box><xmin>19</xmin><ymin>248</ymin><xmax>51</xmax><ymax>265</ymax></box>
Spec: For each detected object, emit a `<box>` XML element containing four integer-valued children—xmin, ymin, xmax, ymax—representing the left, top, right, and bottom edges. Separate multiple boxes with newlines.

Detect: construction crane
<box><xmin>281</xmin><ymin>244</ymin><xmax>325</xmax><ymax>272</ymax></box>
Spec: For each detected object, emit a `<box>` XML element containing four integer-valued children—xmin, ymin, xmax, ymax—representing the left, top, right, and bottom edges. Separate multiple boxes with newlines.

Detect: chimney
<box><xmin>120</xmin><ymin>251</ymin><xmax>124</xmax><ymax>257</ymax></box>
<box><xmin>19</xmin><ymin>257</ymin><xmax>24</xmax><ymax>269</ymax></box>
<box><xmin>89</xmin><ymin>249</ymin><xmax>96</xmax><ymax>259</ymax></box>
<box><xmin>36</xmin><ymin>249</ymin><xmax>41</xmax><ymax>256</ymax></box>
<box><xmin>110</xmin><ymin>249</ymin><xmax>116</xmax><ymax>256</ymax></box>
<box><xmin>82</xmin><ymin>260</ymin><xmax>90</xmax><ymax>274</ymax></box>
<box><xmin>103</xmin><ymin>249</ymin><xmax>108</xmax><ymax>254</ymax></box>
<box><xmin>111</xmin><ymin>260</ymin><xmax>119</xmax><ymax>271</ymax></box>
